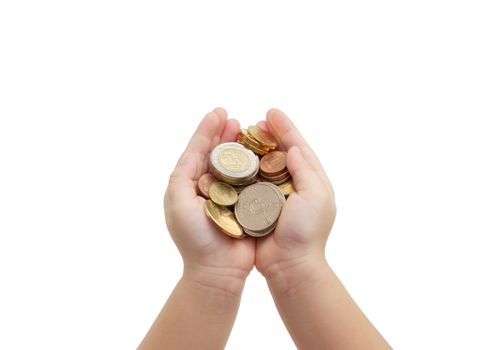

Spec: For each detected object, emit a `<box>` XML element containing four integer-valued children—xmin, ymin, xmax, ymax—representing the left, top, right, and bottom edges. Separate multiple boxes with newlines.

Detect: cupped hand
<box><xmin>164</xmin><ymin>108</ymin><xmax>255</xmax><ymax>288</ymax></box>
<box><xmin>255</xmin><ymin>109</ymin><xmax>337</xmax><ymax>279</ymax></box>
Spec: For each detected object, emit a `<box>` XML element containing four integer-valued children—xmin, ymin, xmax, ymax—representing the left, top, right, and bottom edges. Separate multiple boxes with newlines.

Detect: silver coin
<box><xmin>210</xmin><ymin>143</ymin><xmax>259</xmax><ymax>181</ymax></box>
<box><xmin>235</xmin><ymin>182</ymin><xmax>285</xmax><ymax>232</ymax></box>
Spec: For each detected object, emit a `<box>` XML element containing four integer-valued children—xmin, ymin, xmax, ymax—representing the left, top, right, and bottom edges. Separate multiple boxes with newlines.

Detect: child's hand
<box><xmin>164</xmin><ymin>108</ymin><xmax>255</xmax><ymax>294</ymax></box>
<box><xmin>255</xmin><ymin>109</ymin><xmax>337</xmax><ymax>287</ymax></box>
<box><xmin>144</xmin><ymin>109</ymin><xmax>391</xmax><ymax>350</ymax></box>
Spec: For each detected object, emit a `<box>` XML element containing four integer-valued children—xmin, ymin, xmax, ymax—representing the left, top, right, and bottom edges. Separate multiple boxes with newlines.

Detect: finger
<box><xmin>212</xmin><ymin>107</ymin><xmax>228</xmax><ymax>119</ymax></box>
<box><xmin>257</xmin><ymin>120</ymin><xmax>288</xmax><ymax>151</ymax></box>
<box><xmin>286</xmin><ymin>146</ymin><xmax>322</xmax><ymax>194</ymax></box>
<box><xmin>169</xmin><ymin>111</ymin><xmax>226</xmax><ymax>201</ymax></box>
<box><xmin>167</xmin><ymin>152</ymin><xmax>199</xmax><ymax>201</ymax></box>
<box><xmin>220</xmin><ymin>118</ymin><xmax>241</xmax><ymax>143</ymax></box>
<box><xmin>256</xmin><ymin>120</ymin><xmax>269</xmax><ymax>132</ymax></box>
<box><xmin>177</xmin><ymin>111</ymin><xmax>226</xmax><ymax>175</ymax></box>
<box><xmin>266</xmin><ymin>108</ymin><xmax>329</xmax><ymax>181</ymax></box>
<box><xmin>182</xmin><ymin>111</ymin><xmax>226</xmax><ymax>160</ymax></box>
<box><xmin>211</xmin><ymin>107</ymin><xmax>230</xmax><ymax>149</ymax></box>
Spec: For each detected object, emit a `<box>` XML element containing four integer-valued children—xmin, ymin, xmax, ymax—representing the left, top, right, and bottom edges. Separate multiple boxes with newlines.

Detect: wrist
<box><xmin>182</xmin><ymin>263</ymin><xmax>248</xmax><ymax>298</ymax></box>
<box><xmin>263</xmin><ymin>255</ymin><xmax>332</xmax><ymax>298</ymax></box>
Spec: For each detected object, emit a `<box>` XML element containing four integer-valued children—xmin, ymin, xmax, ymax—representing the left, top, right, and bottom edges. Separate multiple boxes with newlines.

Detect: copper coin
<box><xmin>198</xmin><ymin>173</ymin><xmax>216</xmax><ymax>198</ymax></box>
<box><xmin>260</xmin><ymin>151</ymin><xmax>287</xmax><ymax>175</ymax></box>
<box><xmin>262</xmin><ymin>178</ymin><xmax>290</xmax><ymax>186</ymax></box>
<box><xmin>235</xmin><ymin>182</ymin><xmax>285</xmax><ymax>232</ymax></box>
<box><xmin>260</xmin><ymin>171</ymin><xmax>290</xmax><ymax>182</ymax></box>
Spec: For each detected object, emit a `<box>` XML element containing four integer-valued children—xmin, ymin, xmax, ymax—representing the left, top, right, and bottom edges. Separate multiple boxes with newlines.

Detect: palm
<box><xmin>253</xmin><ymin>109</ymin><xmax>336</xmax><ymax>275</ymax></box>
<box><xmin>181</xmin><ymin>195</ymin><xmax>255</xmax><ymax>271</ymax></box>
<box><xmin>256</xmin><ymin>187</ymin><xmax>324</xmax><ymax>272</ymax></box>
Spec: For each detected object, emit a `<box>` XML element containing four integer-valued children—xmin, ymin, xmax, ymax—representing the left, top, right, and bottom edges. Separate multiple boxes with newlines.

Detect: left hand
<box><xmin>164</xmin><ymin>108</ymin><xmax>255</xmax><ymax>294</ymax></box>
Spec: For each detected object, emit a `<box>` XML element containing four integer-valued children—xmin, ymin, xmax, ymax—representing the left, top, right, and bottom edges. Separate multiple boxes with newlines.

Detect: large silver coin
<box><xmin>235</xmin><ymin>182</ymin><xmax>285</xmax><ymax>233</ymax></box>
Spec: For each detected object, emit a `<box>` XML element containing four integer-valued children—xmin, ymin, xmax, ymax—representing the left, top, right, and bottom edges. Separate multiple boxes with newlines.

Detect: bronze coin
<box><xmin>198</xmin><ymin>173</ymin><xmax>216</xmax><ymax>198</ymax></box>
<box><xmin>262</xmin><ymin>177</ymin><xmax>290</xmax><ymax>186</ymax></box>
<box><xmin>260</xmin><ymin>151</ymin><xmax>287</xmax><ymax>175</ymax></box>
<box><xmin>204</xmin><ymin>200</ymin><xmax>244</xmax><ymax>239</ymax></box>
<box><xmin>260</xmin><ymin>170</ymin><xmax>290</xmax><ymax>181</ymax></box>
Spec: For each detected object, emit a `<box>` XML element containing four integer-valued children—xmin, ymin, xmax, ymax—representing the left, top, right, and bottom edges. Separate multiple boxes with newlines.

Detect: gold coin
<box><xmin>204</xmin><ymin>200</ymin><xmax>244</xmax><ymax>239</ymax></box>
<box><xmin>248</xmin><ymin>125</ymin><xmax>278</xmax><ymax>149</ymax></box>
<box><xmin>278</xmin><ymin>180</ymin><xmax>295</xmax><ymax>196</ymax></box>
<box><xmin>240</xmin><ymin>140</ymin><xmax>268</xmax><ymax>156</ymax></box>
<box><xmin>240</xmin><ymin>129</ymin><xmax>270</xmax><ymax>150</ymax></box>
<box><xmin>208</xmin><ymin>181</ymin><xmax>238</xmax><ymax>206</ymax></box>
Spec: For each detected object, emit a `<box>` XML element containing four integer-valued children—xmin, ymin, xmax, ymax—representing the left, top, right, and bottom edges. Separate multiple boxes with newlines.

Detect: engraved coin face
<box><xmin>219</xmin><ymin>148</ymin><xmax>250</xmax><ymax>172</ymax></box>
<box><xmin>235</xmin><ymin>182</ymin><xmax>285</xmax><ymax>232</ymax></box>
<box><xmin>208</xmin><ymin>181</ymin><xmax>238</xmax><ymax>207</ymax></box>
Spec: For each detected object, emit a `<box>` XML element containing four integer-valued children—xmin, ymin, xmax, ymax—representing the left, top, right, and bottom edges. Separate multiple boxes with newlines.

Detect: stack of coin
<box><xmin>235</xmin><ymin>182</ymin><xmax>285</xmax><ymax>237</ymax></box>
<box><xmin>198</xmin><ymin>125</ymin><xmax>295</xmax><ymax>239</ymax></box>
<box><xmin>259</xmin><ymin>151</ymin><xmax>291</xmax><ymax>185</ymax></box>
<box><xmin>209</xmin><ymin>142</ymin><xmax>259</xmax><ymax>186</ymax></box>
<box><xmin>237</xmin><ymin>126</ymin><xmax>278</xmax><ymax>155</ymax></box>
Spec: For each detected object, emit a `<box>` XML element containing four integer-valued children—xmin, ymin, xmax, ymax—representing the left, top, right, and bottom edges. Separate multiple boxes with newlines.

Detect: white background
<box><xmin>1</xmin><ymin>1</ymin><xmax>499</xmax><ymax>349</ymax></box>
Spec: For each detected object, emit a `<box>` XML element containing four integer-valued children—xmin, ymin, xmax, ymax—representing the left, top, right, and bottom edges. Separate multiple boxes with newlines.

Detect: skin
<box><xmin>139</xmin><ymin>108</ymin><xmax>392</xmax><ymax>350</ymax></box>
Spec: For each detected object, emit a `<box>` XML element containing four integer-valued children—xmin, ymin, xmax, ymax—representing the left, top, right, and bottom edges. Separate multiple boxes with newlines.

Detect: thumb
<box><xmin>167</xmin><ymin>152</ymin><xmax>199</xmax><ymax>202</ymax></box>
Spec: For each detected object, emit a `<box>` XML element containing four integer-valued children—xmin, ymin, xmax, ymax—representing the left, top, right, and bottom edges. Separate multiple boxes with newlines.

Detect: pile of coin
<box><xmin>237</xmin><ymin>126</ymin><xmax>278</xmax><ymax>155</ymax></box>
<box><xmin>198</xmin><ymin>125</ymin><xmax>296</xmax><ymax>239</ymax></box>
